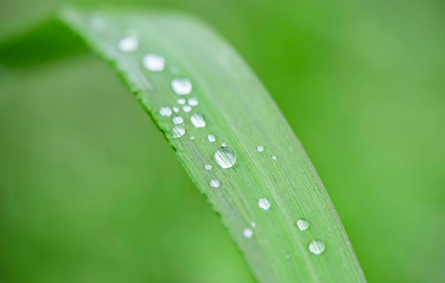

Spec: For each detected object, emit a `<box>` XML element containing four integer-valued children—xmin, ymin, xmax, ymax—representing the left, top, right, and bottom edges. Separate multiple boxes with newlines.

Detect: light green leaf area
<box><xmin>0</xmin><ymin>7</ymin><xmax>366</xmax><ymax>283</ymax></box>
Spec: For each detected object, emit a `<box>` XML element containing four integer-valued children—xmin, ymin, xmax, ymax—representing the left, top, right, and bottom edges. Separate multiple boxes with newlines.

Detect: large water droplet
<box><xmin>215</xmin><ymin>147</ymin><xmax>236</xmax><ymax>169</ymax></box>
<box><xmin>172</xmin><ymin>125</ymin><xmax>186</xmax><ymax>138</ymax></box>
<box><xmin>172</xmin><ymin>116</ymin><xmax>184</xmax><ymax>124</ymax></box>
<box><xmin>309</xmin><ymin>240</ymin><xmax>325</xmax><ymax>255</ymax></box>
<box><xmin>209</xmin><ymin>179</ymin><xmax>220</xmax><ymax>188</ymax></box>
<box><xmin>188</xmin><ymin>97</ymin><xmax>198</xmax><ymax>106</ymax></box>
<box><xmin>296</xmin><ymin>219</ymin><xmax>309</xmax><ymax>231</ymax></box>
<box><xmin>258</xmin><ymin>198</ymin><xmax>271</xmax><ymax>210</ymax></box>
<box><xmin>243</xmin><ymin>228</ymin><xmax>253</xmax><ymax>239</ymax></box>
<box><xmin>191</xmin><ymin>113</ymin><xmax>206</xmax><ymax>128</ymax></box>
<box><xmin>257</xmin><ymin>145</ymin><xmax>264</xmax><ymax>152</ymax></box>
<box><xmin>118</xmin><ymin>36</ymin><xmax>139</xmax><ymax>53</ymax></box>
<box><xmin>183</xmin><ymin>105</ymin><xmax>192</xmax><ymax>112</ymax></box>
<box><xmin>208</xmin><ymin>134</ymin><xmax>216</xmax><ymax>142</ymax></box>
<box><xmin>159</xmin><ymin>106</ymin><xmax>172</xmax><ymax>117</ymax></box>
<box><xmin>205</xmin><ymin>164</ymin><xmax>213</xmax><ymax>170</ymax></box>
<box><xmin>171</xmin><ymin>78</ymin><xmax>192</xmax><ymax>95</ymax></box>
<box><xmin>143</xmin><ymin>54</ymin><xmax>165</xmax><ymax>72</ymax></box>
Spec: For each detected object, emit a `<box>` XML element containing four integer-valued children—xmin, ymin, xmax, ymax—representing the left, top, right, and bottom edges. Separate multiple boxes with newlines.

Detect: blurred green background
<box><xmin>0</xmin><ymin>0</ymin><xmax>444</xmax><ymax>282</ymax></box>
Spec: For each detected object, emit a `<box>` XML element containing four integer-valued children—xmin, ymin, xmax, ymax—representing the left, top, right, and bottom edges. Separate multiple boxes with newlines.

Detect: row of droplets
<box><xmin>112</xmin><ymin>26</ymin><xmax>325</xmax><ymax>256</ymax></box>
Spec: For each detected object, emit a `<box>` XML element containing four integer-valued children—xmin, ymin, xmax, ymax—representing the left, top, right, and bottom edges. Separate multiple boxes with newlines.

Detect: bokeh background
<box><xmin>0</xmin><ymin>0</ymin><xmax>444</xmax><ymax>282</ymax></box>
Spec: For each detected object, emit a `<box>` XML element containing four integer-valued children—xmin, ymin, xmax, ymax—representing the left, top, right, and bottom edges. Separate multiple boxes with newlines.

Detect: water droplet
<box><xmin>177</xmin><ymin>98</ymin><xmax>186</xmax><ymax>105</ymax></box>
<box><xmin>170</xmin><ymin>66</ymin><xmax>178</xmax><ymax>74</ymax></box>
<box><xmin>285</xmin><ymin>254</ymin><xmax>291</xmax><ymax>260</ymax></box>
<box><xmin>142</xmin><ymin>54</ymin><xmax>165</xmax><ymax>72</ymax></box>
<box><xmin>183</xmin><ymin>105</ymin><xmax>192</xmax><ymax>112</ymax></box>
<box><xmin>91</xmin><ymin>17</ymin><xmax>106</xmax><ymax>32</ymax></box>
<box><xmin>118</xmin><ymin>36</ymin><xmax>139</xmax><ymax>53</ymax></box>
<box><xmin>190</xmin><ymin>136</ymin><xmax>195</xmax><ymax>140</ymax></box>
<box><xmin>221</xmin><ymin>143</ymin><xmax>227</xmax><ymax>147</ymax></box>
<box><xmin>172</xmin><ymin>116</ymin><xmax>184</xmax><ymax>124</ymax></box>
<box><xmin>173</xmin><ymin>107</ymin><xmax>179</xmax><ymax>113</ymax></box>
<box><xmin>159</xmin><ymin>106</ymin><xmax>172</xmax><ymax>117</ymax></box>
<box><xmin>243</xmin><ymin>228</ymin><xmax>253</xmax><ymax>239</ymax></box>
<box><xmin>171</xmin><ymin>78</ymin><xmax>192</xmax><ymax>95</ymax></box>
<box><xmin>205</xmin><ymin>164</ymin><xmax>213</xmax><ymax>170</ymax></box>
<box><xmin>188</xmin><ymin>97</ymin><xmax>198</xmax><ymax>106</ymax></box>
<box><xmin>257</xmin><ymin>145</ymin><xmax>264</xmax><ymax>152</ymax></box>
<box><xmin>209</xmin><ymin>179</ymin><xmax>220</xmax><ymax>188</ymax></box>
<box><xmin>309</xmin><ymin>240</ymin><xmax>325</xmax><ymax>255</ymax></box>
<box><xmin>258</xmin><ymin>198</ymin><xmax>271</xmax><ymax>210</ymax></box>
<box><xmin>251</xmin><ymin>221</ymin><xmax>256</xmax><ymax>228</ymax></box>
<box><xmin>296</xmin><ymin>219</ymin><xmax>309</xmax><ymax>231</ymax></box>
<box><xmin>172</xmin><ymin>125</ymin><xmax>186</xmax><ymax>138</ymax></box>
<box><xmin>208</xmin><ymin>134</ymin><xmax>216</xmax><ymax>142</ymax></box>
<box><xmin>215</xmin><ymin>147</ymin><xmax>236</xmax><ymax>169</ymax></box>
<box><xmin>191</xmin><ymin>113</ymin><xmax>206</xmax><ymax>128</ymax></box>
<box><xmin>272</xmin><ymin>155</ymin><xmax>277</xmax><ymax>160</ymax></box>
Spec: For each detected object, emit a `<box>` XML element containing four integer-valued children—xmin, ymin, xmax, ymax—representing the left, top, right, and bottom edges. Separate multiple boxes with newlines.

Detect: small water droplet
<box><xmin>91</xmin><ymin>17</ymin><xmax>106</xmax><ymax>32</ymax></box>
<box><xmin>209</xmin><ymin>179</ymin><xmax>220</xmax><ymax>188</ymax></box>
<box><xmin>177</xmin><ymin>98</ymin><xmax>186</xmax><ymax>105</ymax></box>
<box><xmin>142</xmin><ymin>54</ymin><xmax>165</xmax><ymax>72</ymax></box>
<box><xmin>251</xmin><ymin>221</ymin><xmax>256</xmax><ymax>228</ymax></box>
<box><xmin>243</xmin><ymin>228</ymin><xmax>253</xmax><ymax>239</ymax></box>
<box><xmin>118</xmin><ymin>36</ymin><xmax>139</xmax><ymax>53</ymax></box>
<box><xmin>215</xmin><ymin>147</ymin><xmax>236</xmax><ymax>169</ymax></box>
<box><xmin>208</xmin><ymin>134</ymin><xmax>216</xmax><ymax>142</ymax></box>
<box><xmin>172</xmin><ymin>125</ymin><xmax>186</xmax><ymax>138</ymax></box>
<box><xmin>205</xmin><ymin>164</ymin><xmax>213</xmax><ymax>170</ymax></box>
<box><xmin>188</xmin><ymin>97</ymin><xmax>198</xmax><ymax>106</ymax></box>
<box><xmin>258</xmin><ymin>198</ymin><xmax>271</xmax><ymax>210</ymax></box>
<box><xmin>190</xmin><ymin>136</ymin><xmax>195</xmax><ymax>140</ymax></box>
<box><xmin>221</xmin><ymin>143</ymin><xmax>227</xmax><ymax>147</ymax></box>
<box><xmin>159</xmin><ymin>106</ymin><xmax>172</xmax><ymax>117</ymax></box>
<box><xmin>172</xmin><ymin>116</ymin><xmax>184</xmax><ymax>124</ymax></box>
<box><xmin>191</xmin><ymin>113</ymin><xmax>206</xmax><ymax>128</ymax></box>
<box><xmin>296</xmin><ymin>219</ymin><xmax>309</xmax><ymax>231</ymax></box>
<box><xmin>285</xmin><ymin>254</ymin><xmax>291</xmax><ymax>260</ymax></box>
<box><xmin>173</xmin><ymin>107</ymin><xmax>179</xmax><ymax>113</ymax></box>
<box><xmin>257</xmin><ymin>145</ymin><xmax>264</xmax><ymax>152</ymax></box>
<box><xmin>170</xmin><ymin>66</ymin><xmax>178</xmax><ymax>74</ymax></box>
<box><xmin>272</xmin><ymin>155</ymin><xmax>277</xmax><ymax>160</ymax></box>
<box><xmin>171</xmin><ymin>78</ymin><xmax>192</xmax><ymax>95</ymax></box>
<box><xmin>309</xmin><ymin>240</ymin><xmax>325</xmax><ymax>255</ymax></box>
<box><xmin>183</xmin><ymin>105</ymin><xmax>192</xmax><ymax>112</ymax></box>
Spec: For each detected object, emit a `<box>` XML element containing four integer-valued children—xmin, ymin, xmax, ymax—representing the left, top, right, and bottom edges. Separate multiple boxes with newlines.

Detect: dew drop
<box><xmin>118</xmin><ymin>36</ymin><xmax>139</xmax><ymax>53</ymax></box>
<box><xmin>215</xmin><ymin>147</ymin><xmax>236</xmax><ymax>169</ymax></box>
<box><xmin>221</xmin><ymin>143</ymin><xmax>227</xmax><ymax>147</ymax></box>
<box><xmin>208</xmin><ymin>134</ymin><xmax>216</xmax><ymax>142</ymax></box>
<box><xmin>296</xmin><ymin>219</ymin><xmax>309</xmax><ymax>231</ymax></box>
<box><xmin>142</xmin><ymin>54</ymin><xmax>165</xmax><ymax>72</ymax></box>
<box><xmin>172</xmin><ymin>116</ymin><xmax>184</xmax><ymax>124</ymax></box>
<box><xmin>191</xmin><ymin>113</ymin><xmax>206</xmax><ymax>128</ymax></box>
<box><xmin>243</xmin><ymin>228</ymin><xmax>253</xmax><ymax>239</ymax></box>
<box><xmin>183</xmin><ymin>105</ymin><xmax>192</xmax><ymax>112</ymax></box>
<box><xmin>205</xmin><ymin>164</ymin><xmax>213</xmax><ymax>170</ymax></box>
<box><xmin>309</xmin><ymin>240</ymin><xmax>325</xmax><ymax>255</ymax></box>
<box><xmin>272</xmin><ymin>155</ymin><xmax>277</xmax><ymax>160</ymax></box>
<box><xmin>251</xmin><ymin>221</ymin><xmax>256</xmax><ymax>228</ymax></box>
<box><xmin>257</xmin><ymin>145</ymin><xmax>264</xmax><ymax>152</ymax></box>
<box><xmin>209</xmin><ymin>179</ymin><xmax>220</xmax><ymax>188</ymax></box>
<box><xmin>188</xmin><ymin>97</ymin><xmax>198</xmax><ymax>106</ymax></box>
<box><xmin>258</xmin><ymin>198</ymin><xmax>271</xmax><ymax>211</ymax></box>
<box><xmin>190</xmin><ymin>136</ymin><xmax>195</xmax><ymax>140</ymax></box>
<box><xmin>177</xmin><ymin>98</ymin><xmax>186</xmax><ymax>105</ymax></box>
<box><xmin>173</xmin><ymin>107</ymin><xmax>179</xmax><ymax>113</ymax></box>
<box><xmin>171</xmin><ymin>78</ymin><xmax>192</xmax><ymax>95</ymax></box>
<box><xmin>285</xmin><ymin>254</ymin><xmax>291</xmax><ymax>260</ymax></box>
<box><xmin>159</xmin><ymin>106</ymin><xmax>172</xmax><ymax>117</ymax></box>
<box><xmin>91</xmin><ymin>17</ymin><xmax>106</xmax><ymax>32</ymax></box>
<box><xmin>172</xmin><ymin>125</ymin><xmax>186</xmax><ymax>138</ymax></box>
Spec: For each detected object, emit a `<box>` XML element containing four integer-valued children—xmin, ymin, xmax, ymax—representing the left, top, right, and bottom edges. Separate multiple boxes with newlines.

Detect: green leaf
<box><xmin>0</xmin><ymin>6</ymin><xmax>366</xmax><ymax>283</ymax></box>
